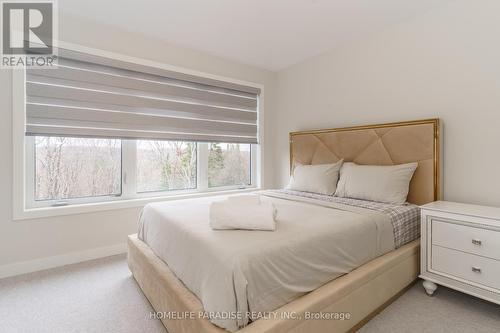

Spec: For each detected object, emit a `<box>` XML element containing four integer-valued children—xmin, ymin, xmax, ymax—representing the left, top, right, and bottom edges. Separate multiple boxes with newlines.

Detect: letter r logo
<box><xmin>2</xmin><ymin>2</ymin><xmax>53</xmax><ymax>54</ymax></box>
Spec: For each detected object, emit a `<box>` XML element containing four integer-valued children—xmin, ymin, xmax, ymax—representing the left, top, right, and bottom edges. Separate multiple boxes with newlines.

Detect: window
<box><xmin>208</xmin><ymin>143</ymin><xmax>251</xmax><ymax>188</ymax></box>
<box><xmin>19</xmin><ymin>45</ymin><xmax>261</xmax><ymax>212</ymax></box>
<box><xmin>26</xmin><ymin>137</ymin><xmax>256</xmax><ymax>208</ymax></box>
<box><xmin>137</xmin><ymin>140</ymin><xmax>197</xmax><ymax>193</ymax></box>
<box><xmin>34</xmin><ymin>137</ymin><xmax>121</xmax><ymax>201</ymax></box>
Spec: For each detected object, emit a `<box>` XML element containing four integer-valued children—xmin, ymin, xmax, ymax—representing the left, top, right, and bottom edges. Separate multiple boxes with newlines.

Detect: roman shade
<box><xmin>25</xmin><ymin>48</ymin><xmax>260</xmax><ymax>143</ymax></box>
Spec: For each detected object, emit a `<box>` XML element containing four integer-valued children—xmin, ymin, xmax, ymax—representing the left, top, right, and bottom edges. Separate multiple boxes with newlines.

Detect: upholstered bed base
<box><xmin>127</xmin><ymin>234</ymin><xmax>419</xmax><ymax>333</ymax></box>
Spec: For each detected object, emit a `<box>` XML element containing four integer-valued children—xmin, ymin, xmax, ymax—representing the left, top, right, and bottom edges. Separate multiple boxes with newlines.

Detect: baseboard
<box><xmin>0</xmin><ymin>243</ymin><xmax>127</xmax><ymax>279</ymax></box>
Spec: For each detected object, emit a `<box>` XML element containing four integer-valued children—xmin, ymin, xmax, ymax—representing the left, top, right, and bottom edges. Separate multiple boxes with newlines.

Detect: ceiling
<box><xmin>59</xmin><ymin>0</ymin><xmax>446</xmax><ymax>71</ymax></box>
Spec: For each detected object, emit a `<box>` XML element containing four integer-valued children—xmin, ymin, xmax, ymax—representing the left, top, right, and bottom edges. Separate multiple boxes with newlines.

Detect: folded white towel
<box><xmin>227</xmin><ymin>194</ymin><xmax>261</xmax><ymax>205</ymax></box>
<box><xmin>209</xmin><ymin>200</ymin><xmax>277</xmax><ymax>231</ymax></box>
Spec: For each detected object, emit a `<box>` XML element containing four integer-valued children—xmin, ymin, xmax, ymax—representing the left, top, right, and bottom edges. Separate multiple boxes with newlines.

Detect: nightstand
<box><xmin>420</xmin><ymin>201</ymin><xmax>500</xmax><ymax>304</ymax></box>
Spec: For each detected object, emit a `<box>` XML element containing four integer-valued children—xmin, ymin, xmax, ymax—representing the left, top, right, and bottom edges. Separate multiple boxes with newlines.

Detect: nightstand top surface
<box><xmin>421</xmin><ymin>200</ymin><xmax>500</xmax><ymax>221</ymax></box>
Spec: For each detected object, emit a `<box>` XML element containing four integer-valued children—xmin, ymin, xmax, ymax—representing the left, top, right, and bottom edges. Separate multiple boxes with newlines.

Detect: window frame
<box><xmin>24</xmin><ymin>139</ymin><xmax>258</xmax><ymax>209</ymax></box>
<box><xmin>12</xmin><ymin>40</ymin><xmax>264</xmax><ymax>220</ymax></box>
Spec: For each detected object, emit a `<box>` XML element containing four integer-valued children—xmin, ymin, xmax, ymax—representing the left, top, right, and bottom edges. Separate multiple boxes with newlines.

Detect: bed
<box><xmin>128</xmin><ymin>118</ymin><xmax>441</xmax><ymax>333</ymax></box>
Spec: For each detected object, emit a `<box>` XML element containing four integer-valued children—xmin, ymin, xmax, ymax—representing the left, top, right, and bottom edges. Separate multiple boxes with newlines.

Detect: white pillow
<box><xmin>286</xmin><ymin>160</ymin><xmax>343</xmax><ymax>195</ymax></box>
<box><xmin>334</xmin><ymin>162</ymin><xmax>418</xmax><ymax>204</ymax></box>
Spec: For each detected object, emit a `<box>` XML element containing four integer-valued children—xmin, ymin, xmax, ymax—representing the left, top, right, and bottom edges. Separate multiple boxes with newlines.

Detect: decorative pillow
<box><xmin>334</xmin><ymin>162</ymin><xmax>418</xmax><ymax>204</ymax></box>
<box><xmin>286</xmin><ymin>160</ymin><xmax>344</xmax><ymax>195</ymax></box>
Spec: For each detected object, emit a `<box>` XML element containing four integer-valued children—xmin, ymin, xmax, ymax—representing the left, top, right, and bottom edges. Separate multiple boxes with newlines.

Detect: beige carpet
<box><xmin>1</xmin><ymin>254</ymin><xmax>499</xmax><ymax>333</ymax></box>
<box><xmin>360</xmin><ymin>281</ymin><xmax>500</xmax><ymax>332</ymax></box>
<box><xmin>0</xmin><ymin>254</ymin><xmax>166</xmax><ymax>333</ymax></box>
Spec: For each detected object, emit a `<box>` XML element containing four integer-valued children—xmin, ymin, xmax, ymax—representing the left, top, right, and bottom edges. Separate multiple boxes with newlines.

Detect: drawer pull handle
<box><xmin>471</xmin><ymin>266</ymin><xmax>482</xmax><ymax>273</ymax></box>
<box><xmin>472</xmin><ymin>239</ymin><xmax>482</xmax><ymax>246</ymax></box>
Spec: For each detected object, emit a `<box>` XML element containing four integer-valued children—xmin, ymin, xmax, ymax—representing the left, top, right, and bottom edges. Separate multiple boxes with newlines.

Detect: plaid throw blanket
<box><xmin>265</xmin><ymin>189</ymin><xmax>420</xmax><ymax>248</ymax></box>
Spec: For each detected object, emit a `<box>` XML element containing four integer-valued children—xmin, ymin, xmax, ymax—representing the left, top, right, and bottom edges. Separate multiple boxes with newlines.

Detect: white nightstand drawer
<box><xmin>432</xmin><ymin>219</ymin><xmax>500</xmax><ymax>260</ymax></box>
<box><xmin>421</xmin><ymin>201</ymin><xmax>500</xmax><ymax>304</ymax></box>
<box><xmin>432</xmin><ymin>245</ymin><xmax>500</xmax><ymax>290</ymax></box>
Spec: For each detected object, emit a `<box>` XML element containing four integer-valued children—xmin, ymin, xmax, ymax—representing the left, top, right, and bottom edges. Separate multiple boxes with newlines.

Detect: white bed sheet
<box><xmin>138</xmin><ymin>192</ymin><xmax>396</xmax><ymax>332</ymax></box>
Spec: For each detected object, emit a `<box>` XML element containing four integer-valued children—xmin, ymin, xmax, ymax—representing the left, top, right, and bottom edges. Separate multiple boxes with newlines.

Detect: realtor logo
<box><xmin>1</xmin><ymin>1</ymin><xmax>57</xmax><ymax>67</ymax></box>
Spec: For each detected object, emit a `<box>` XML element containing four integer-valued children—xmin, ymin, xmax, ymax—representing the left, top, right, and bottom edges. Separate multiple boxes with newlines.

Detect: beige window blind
<box><xmin>25</xmin><ymin>48</ymin><xmax>260</xmax><ymax>143</ymax></box>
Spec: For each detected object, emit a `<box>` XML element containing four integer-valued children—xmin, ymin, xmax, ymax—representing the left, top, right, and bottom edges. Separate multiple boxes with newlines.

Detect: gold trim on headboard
<box><xmin>289</xmin><ymin>119</ymin><xmax>441</xmax><ymax>203</ymax></box>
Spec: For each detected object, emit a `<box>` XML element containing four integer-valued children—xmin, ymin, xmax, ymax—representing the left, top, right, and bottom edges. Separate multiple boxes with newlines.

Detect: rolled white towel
<box><xmin>209</xmin><ymin>200</ymin><xmax>277</xmax><ymax>231</ymax></box>
<box><xmin>227</xmin><ymin>194</ymin><xmax>261</xmax><ymax>205</ymax></box>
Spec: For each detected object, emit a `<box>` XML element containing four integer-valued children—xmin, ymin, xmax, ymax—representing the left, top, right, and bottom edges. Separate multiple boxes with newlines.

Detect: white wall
<box><xmin>272</xmin><ymin>0</ymin><xmax>500</xmax><ymax>207</ymax></box>
<box><xmin>0</xmin><ymin>14</ymin><xmax>275</xmax><ymax>271</ymax></box>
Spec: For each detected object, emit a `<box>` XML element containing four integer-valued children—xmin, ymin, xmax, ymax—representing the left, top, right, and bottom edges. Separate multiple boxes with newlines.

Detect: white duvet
<box><xmin>138</xmin><ymin>191</ymin><xmax>395</xmax><ymax>332</ymax></box>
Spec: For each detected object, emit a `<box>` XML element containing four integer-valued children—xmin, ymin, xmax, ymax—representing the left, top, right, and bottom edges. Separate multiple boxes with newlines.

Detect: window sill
<box><xmin>14</xmin><ymin>187</ymin><xmax>260</xmax><ymax>221</ymax></box>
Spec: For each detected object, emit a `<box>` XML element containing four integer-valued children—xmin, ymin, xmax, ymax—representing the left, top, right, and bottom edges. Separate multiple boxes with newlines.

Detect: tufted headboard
<box><xmin>289</xmin><ymin>119</ymin><xmax>441</xmax><ymax>205</ymax></box>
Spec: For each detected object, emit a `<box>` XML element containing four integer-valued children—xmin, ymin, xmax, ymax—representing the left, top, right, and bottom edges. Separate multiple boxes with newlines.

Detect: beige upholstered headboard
<box><xmin>289</xmin><ymin>119</ymin><xmax>441</xmax><ymax>205</ymax></box>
